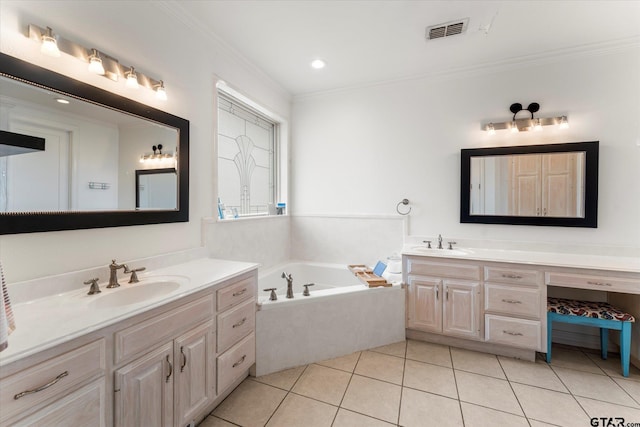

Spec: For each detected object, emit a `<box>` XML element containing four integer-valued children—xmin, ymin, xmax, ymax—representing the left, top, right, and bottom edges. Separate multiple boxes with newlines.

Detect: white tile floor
<box><xmin>201</xmin><ymin>341</ymin><xmax>640</xmax><ymax>427</ymax></box>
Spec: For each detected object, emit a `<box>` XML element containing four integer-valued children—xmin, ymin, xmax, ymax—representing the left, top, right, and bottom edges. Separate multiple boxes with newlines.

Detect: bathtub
<box><xmin>254</xmin><ymin>261</ymin><xmax>405</xmax><ymax>376</ymax></box>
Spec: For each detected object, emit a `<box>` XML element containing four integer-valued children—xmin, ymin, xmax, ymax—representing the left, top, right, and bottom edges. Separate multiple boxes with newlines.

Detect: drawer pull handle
<box><xmin>502</xmin><ymin>330</ymin><xmax>523</xmax><ymax>336</ymax></box>
<box><xmin>233</xmin><ymin>355</ymin><xmax>247</xmax><ymax>368</ymax></box>
<box><xmin>501</xmin><ymin>274</ymin><xmax>523</xmax><ymax>279</ymax></box>
<box><xmin>233</xmin><ymin>317</ymin><xmax>247</xmax><ymax>328</ymax></box>
<box><xmin>180</xmin><ymin>346</ymin><xmax>187</xmax><ymax>372</ymax></box>
<box><xmin>166</xmin><ymin>355</ymin><xmax>173</xmax><ymax>383</ymax></box>
<box><xmin>587</xmin><ymin>281</ymin><xmax>612</xmax><ymax>287</ymax></box>
<box><xmin>233</xmin><ymin>288</ymin><xmax>247</xmax><ymax>297</ymax></box>
<box><xmin>501</xmin><ymin>299</ymin><xmax>522</xmax><ymax>304</ymax></box>
<box><xmin>14</xmin><ymin>371</ymin><xmax>69</xmax><ymax>400</ymax></box>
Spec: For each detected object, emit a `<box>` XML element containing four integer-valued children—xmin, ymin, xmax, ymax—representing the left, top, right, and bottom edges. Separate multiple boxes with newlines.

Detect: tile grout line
<box><xmin>448</xmin><ymin>345</ymin><xmax>467</xmax><ymax>427</ymax></box>
<box><xmin>495</xmin><ymin>354</ymin><xmax>531</xmax><ymax>425</ymax></box>
<box><xmin>263</xmin><ymin>364</ymin><xmax>310</xmax><ymax>427</ymax></box>
<box><xmin>330</xmin><ymin>351</ymin><xmax>362</xmax><ymax>427</ymax></box>
<box><xmin>396</xmin><ymin>341</ymin><xmax>408</xmax><ymax>426</ymax></box>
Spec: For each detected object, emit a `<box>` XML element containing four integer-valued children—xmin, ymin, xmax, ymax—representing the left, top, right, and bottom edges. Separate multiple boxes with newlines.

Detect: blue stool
<box><xmin>547</xmin><ymin>297</ymin><xmax>635</xmax><ymax>377</ymax></box>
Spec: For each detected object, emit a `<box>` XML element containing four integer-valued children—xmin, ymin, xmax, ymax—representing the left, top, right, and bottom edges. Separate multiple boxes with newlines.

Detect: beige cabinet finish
<box><xmin>114</xmin><ymin>342</ymin><xmax>174</xmax><ymax>427</ymax></box>
<box><xmin>1</xmin><ymin>268</ymin><xmax>257</xmax><ymax>427</ymax></box>
<box><xmin>174</xmin><ymin>321</ymin><xmax>216</xmax><ymax>427</ymax></box>
<box><xmin>0</xmin><ymin>339</ymin><xmax>106</xmax><ymax>426</ymax></box>
<box><xmin>406</xmin><ymin>258</ymin><xmax>482</xmax><ymax>340</ymax></box>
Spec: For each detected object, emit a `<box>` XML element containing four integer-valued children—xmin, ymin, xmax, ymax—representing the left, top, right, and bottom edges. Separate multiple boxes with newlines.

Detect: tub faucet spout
<box><xmin>281</xmin><ymin>272</ymin><xmax>294</xmax><ymax>299</ymax></box>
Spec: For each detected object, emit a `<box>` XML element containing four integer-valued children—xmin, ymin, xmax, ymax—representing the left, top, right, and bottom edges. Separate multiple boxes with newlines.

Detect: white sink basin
<box><xmin>409</xmin><ymin>246</ymin><xmax>470</xmax><ymax>256</ymax></box>
<box><xmin>90</xmin><ymin>279</ymin><xmax>182</xmax><ymax>309</ymax></box>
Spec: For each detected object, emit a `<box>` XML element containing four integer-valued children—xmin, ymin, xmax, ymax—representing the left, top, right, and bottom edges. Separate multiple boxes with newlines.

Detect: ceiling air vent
<box><xmin>426</xmin><ymin>18</ymin><xmax>469</xmax><ymax>41</ymax></box>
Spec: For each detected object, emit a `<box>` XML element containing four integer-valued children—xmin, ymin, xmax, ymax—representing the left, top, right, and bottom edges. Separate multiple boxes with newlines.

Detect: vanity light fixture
<box><xmin>125</xmin><ymin>67</ymin><xmax>139</xmax><ymax>89</ymax></box>
<box><xmin>483</xmin><ymin>102</ymin><xmax>569</xmax><ymax>134</ymax></box>
<box><xmin>139</xmin><ymin>144</ymin><xmax>176</xmax><ymax>165</ymax></box>
<box><xmin>28</xmin><ymin>24</ymin><xmax>168</xmax><ymax>100</ymax></box>
<box><xmin>87</xmin><ymin>49</ymin><xmax>105</xmax><ymax>75</ymax></box>
<box><xmin>40</xmin><ymin>26</ymin><xmax>60</xmax><ymax>57</ymax></box>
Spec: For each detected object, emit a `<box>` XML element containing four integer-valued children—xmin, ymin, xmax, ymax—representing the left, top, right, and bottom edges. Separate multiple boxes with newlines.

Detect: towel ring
<box><xmin>396</xmin><ymin>199</ymin><xmax>411</xmax><ymax>215</ymax></box>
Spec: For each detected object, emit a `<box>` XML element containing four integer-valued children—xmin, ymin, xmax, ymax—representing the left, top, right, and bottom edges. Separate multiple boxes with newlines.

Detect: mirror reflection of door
<box><xmin>1</xmin><ymin>121</ymin><xmax>70</xmax><ymax>212</ymax></box>
<box><xmin>135</xmin><ymin>168</ymin><xmax>177</xmax><ymax>210</ymax></box>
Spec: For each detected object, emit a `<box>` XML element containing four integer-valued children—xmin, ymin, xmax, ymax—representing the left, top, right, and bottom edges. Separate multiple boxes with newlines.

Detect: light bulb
<box><xmin>310</xmin><ymin>59</ymin><xmax>326</xmax><ymax>69</ymax></box>
<box><xmin>41</xmin><ymin>27</ymin><xmax>60</xmax><ymax>57</ymax></box>
<box><xmin>559</xmin><ymin>116</ymin><xmax>569</xmax><ymax>129</ymax></box>
<box><xmin>487</xmin><ymin>123</ymin><xmax>496</xmax><ymax>135</ymax></box>
<box><xmin>155</xmin><ymin>81</ymin><xmax>167</xmax><ymax>101</ymax></box>
<box><xmin>88</xmin><ymin>49</ymin><xmax>105</xmax><ymax>75</ymax></box>
<box><xmin>510</xmin><ymin>121</ymin><xmax>519</xmax><ymax>133</ymax></box>
<box><xmin>533</xmin><ymin>118</ymin><xmax>543</xmax><ymax>131</ymax></box>
<box><xmin>125</xmin><ymin>67</ymin><xmax>139</xmax><ymax>89</ymax></box>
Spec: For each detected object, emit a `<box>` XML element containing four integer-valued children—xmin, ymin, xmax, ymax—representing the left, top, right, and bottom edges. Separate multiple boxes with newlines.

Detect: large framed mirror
<box><xmin>0</xmin><ymin>53</ymin><xmax>189</xmax><ymax>234</ymax></box>
<box><xmin>460</xmin><ymin>141</ymin><xmax>598</xmax><ymax>227</ymax></box>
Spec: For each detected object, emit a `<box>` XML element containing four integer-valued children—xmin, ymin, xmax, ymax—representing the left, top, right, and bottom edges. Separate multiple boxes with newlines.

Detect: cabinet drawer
<box><xmin>0</xmin><ymin>339</ymin><xmax>105</xmax><ymax>423</ymax></box>
<box><xmin>217</xmin><ymin>332</ymin><xmax>255</xmax><ymax>392</ymax></box>
<box><xmin>218</xmin><ymin>298</ymin><xmax>256</xmax><ymax>354</ymax></box>
<box><xmin>485</xmin><ymin>315</ymin><xmax>541</xmax><ymax>350</ymax></box>
<box><xmin>218</xmin><ymin>277</ymin><xmax>256</xmax><ymax>312</ymax></box>
<box><xmin>115</xmin><ymin>295</ymin><xmax>214</xmax><ymax>363</ymax></box>
<box><xmin>484</xmin><ymin>266</ymin><xmax>540</xmax><ymax>286</ymax></box>
<box><xmin>485</xmin><ymin>284</ymin><xmax>541</xmax><ymax>318</ymax></box>
<box><xmin>546</xmin><ymin>272</ymin><xmax>639</xmax><ymax>294</ymax></box>
<box><xmin>406</xmin><ymin>258</ymin><xmax>481</xmax><ymax>281</ymax></box>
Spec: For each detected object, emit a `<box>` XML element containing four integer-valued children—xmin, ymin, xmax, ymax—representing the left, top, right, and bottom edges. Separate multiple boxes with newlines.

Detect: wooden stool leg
<box><xmin>600</xmin><ymin>328</ymin><xmax>609</xmax><ymax>360</ymax></box>
<box><xmin>621</xmin><ymin>322</ymin><xmax>631</xmax><ymax>377</ymax></box>
<box><xmin>546</xmin><ymin>313</ymin><xmax>553</xmax><ymax>363</ymax></box>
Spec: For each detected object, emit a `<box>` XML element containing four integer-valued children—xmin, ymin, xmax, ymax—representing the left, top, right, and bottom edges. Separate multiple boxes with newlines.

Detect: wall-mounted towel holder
<box><xmin>396</xmin><ymin>199</ymin><xmax>411</xmax><ymax>215</ymax></box>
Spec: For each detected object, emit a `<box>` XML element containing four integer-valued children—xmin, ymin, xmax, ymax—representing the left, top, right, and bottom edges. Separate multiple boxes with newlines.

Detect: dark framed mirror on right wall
<box><xmin>460</xmin><ymin>141</ymin><xmax>599</xmax><ymax>228</ymax></box>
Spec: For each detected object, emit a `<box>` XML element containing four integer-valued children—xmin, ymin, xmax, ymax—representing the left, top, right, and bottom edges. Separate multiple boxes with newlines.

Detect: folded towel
<box><xmin>0</xmin><ymin>261</ymin><xmax>16</xmax><ymax>352</ymax></box>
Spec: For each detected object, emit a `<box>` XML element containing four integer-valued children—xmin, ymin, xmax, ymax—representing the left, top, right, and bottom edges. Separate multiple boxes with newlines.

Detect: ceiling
<box><xmin>174</xmin><ymin>1</ymin><xmax>640</xmax><ymax>97</ymax></box>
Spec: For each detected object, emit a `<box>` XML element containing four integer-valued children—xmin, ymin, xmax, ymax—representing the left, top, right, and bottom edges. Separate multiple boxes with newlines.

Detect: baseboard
<box><xmin>406</xmin><ymin>329</ymin><xmax>536</xmax><ymax>362</ymax></box>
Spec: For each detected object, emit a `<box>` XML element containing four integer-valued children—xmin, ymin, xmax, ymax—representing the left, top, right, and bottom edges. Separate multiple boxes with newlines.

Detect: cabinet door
<box><xmin>443</xmin><ymin>280</ymin><xmax>481</xmax><ymax>340</ymax></box>
<box><xmin>175</xmin><ymin>321</ymin><xmax>216</xmax><ymax>427</ymax></box>
<box><xmin>114</xmin><ymin>342</ymin><xmax>174</xmax><ymax>427</ymax></box>
<box><xmin>407</xmin><ymin>276</ymin><xmax>442</xmax><ymax>333</ymax></box>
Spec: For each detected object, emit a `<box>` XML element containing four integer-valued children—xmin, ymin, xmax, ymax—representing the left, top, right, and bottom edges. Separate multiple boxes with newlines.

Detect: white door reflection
<box><xmin>136</xmin><ymin>168</ymin><xmax>177</xmax><ymax>210</ymax></box>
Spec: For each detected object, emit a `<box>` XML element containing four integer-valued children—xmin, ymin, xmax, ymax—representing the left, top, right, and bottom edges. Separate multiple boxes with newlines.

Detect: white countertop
<box><xmin>401</xmin><ymin>245</ymin><xmax>640</xmax><ymax>274</ymax></box>
<box><xmin>0</xmin><ymin>257</ymin><xmax>258</xmax><ymax>367</ymax></box>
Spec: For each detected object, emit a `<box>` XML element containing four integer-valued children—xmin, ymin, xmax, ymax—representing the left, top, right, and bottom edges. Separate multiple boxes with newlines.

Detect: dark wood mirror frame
<box><xmin>0</xmin><ymin>53</ymin><xmax>189</xmax><ymax>234</ymax></box>
<box><xmin>460</xmin><ymin>141</ymin><xmax>598</xmax><ymax>228</ymax></box>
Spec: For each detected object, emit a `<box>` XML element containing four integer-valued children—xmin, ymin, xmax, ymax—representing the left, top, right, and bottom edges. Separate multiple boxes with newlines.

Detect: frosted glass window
<box><xmin>217</xmin><ymin>92</ymin><xmax>277</xmax><ymax>217</ymax></box>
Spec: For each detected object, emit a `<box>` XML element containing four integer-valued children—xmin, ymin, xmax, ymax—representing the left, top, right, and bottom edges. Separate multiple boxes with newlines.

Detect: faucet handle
<box><xmin>303</xmin><ymin>283</ymin><xmax>315</xmax><ymax>297</ymax></box>
<box><xmin>263</xmin><ymin>288</ymin><xmax>278</xmax><ymax>301</ymax></box>
<box><xmin>124</xmin><ymin>265</ymin><xmax>146</xmax><ymax>283</ymax></box>
<box><xmin>84</xmin><ymin>278</ymin><xmax>101</xmax><ymax>295</ymax></box>
<box><xmin>448</xmin><ymin>241</ymin><xmax>458</xmax><ymax>250</ymax></box>
<box><xmin>422</xmin><ymin>240</ymin><xmax>432</xmax><ymax>249</ymax></box>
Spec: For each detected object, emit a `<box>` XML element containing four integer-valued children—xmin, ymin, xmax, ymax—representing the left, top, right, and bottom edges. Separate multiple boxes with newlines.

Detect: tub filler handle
<box><xmin>303</xmin><ymin>283</ymin><xmax>315</xmax><ymax>296</ymax></box>
<box><xmin>264</xmin><ymin>288</ymin><xmax>278</xmax><ymax>301</ymax></box>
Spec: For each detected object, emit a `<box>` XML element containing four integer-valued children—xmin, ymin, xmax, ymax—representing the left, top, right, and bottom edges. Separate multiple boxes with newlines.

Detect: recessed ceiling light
<box><xmin>310</xmin><ymin>59</ymin><xmax>326</xmax><ymax>69</ymax></box>
<box><xmin>55</xmin><ymin>98</ymin><xmax>70</xmax><ymax>104</ymax></box>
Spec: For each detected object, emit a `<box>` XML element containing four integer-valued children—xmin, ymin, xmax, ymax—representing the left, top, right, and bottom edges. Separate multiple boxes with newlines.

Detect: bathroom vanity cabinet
<box><xmin>404</xmin><ymin>250</ymin><xmax>639</xmax><ymax>360</ymax></box>
<box><xmin>406</xmin><ymin>258</ymin><xmax>482</xmax><ymax>340</ymax></box>
<box><xmin>0</xmin><ymin>264</ymin><xmax>257</xmax><ymax>427</ymax></box>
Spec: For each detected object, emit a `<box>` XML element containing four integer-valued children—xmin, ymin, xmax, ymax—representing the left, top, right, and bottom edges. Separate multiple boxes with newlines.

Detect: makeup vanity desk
<box><xmin>401</xmin><ymin>245</ymin><xmax>640</xmax><ymax>360</ymax></box>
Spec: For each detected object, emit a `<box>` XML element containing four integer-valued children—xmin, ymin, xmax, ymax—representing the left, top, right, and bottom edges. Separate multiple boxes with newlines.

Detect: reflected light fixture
<box><xmin>87</xmin><ymin>49</ymin><xmax>105</xmax><ymax>75</ymax></box>
<box><xmin>125</xmin><ymin>66</ymin><xmax>139</xmax><ymax>89</ymax></box>
<box><xmin>40</xmin><ymin>26</ymin><xmax>60</xmax><ymax>57</ymax></box>
<box><xmin>155</xmin><ymin>80</ymin><xmax>167</xmax><ymax>101</ymax></box>
<box><xmin>483</xmin><ymin>102</ymin><xmax>569</xmax><ymax>134</ymax></box>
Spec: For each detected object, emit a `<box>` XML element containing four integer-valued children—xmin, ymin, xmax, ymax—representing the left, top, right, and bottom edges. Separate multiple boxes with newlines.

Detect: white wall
<box><xmin>0</xmin><ymin>1</ymin><xmax>291</xmax><ymax>283</ymax></box>
<box><xmin>291</xmin><ymin>48</ymin><xmax>640</xmax><ymax>251</ymax></box>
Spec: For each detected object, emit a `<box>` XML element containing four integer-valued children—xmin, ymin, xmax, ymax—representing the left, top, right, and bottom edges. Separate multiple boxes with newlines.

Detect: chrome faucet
<box><xmin>108</xmin><ymin>259</ymin><xmax>125</xmax><ymax>288</ymax></box>
<box><xmin>437</xmin><ymin>234</ymin><xmax>443</xmax><ymax>249</ymax></box>
<box><xmin>281</xmin><ymin>272</ymin><xmax>294</xmax><ymax>299</ymax></box>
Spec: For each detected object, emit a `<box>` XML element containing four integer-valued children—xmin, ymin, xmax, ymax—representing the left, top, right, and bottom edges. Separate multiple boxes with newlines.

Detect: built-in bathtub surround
<box><xmin>254</xmin><ymin>261</ymin><xmax>405</xmax><ymax>376</ymax></box>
